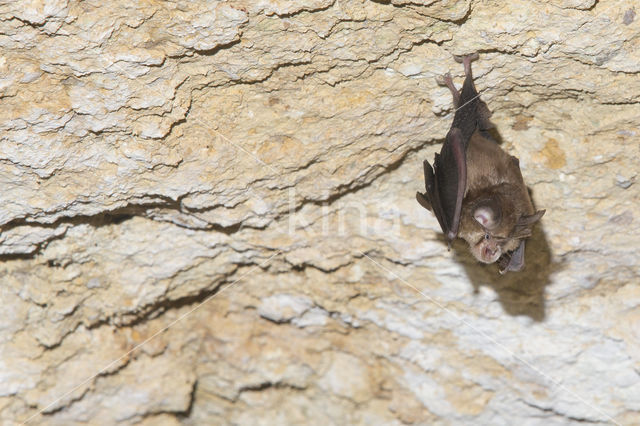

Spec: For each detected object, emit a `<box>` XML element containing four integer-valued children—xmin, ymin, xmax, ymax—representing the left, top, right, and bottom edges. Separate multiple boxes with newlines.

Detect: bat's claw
<box><xmin>435</xmin><ymin>72</ymin><xmax>453</xmax><ymax>87</ymax></box>
<box><xmin>437</xmin><ymin>72</ymin><xmax>459</xmax><ymax>104</ymax></box>
<box><xmin>454</xmin><ymin>53</ymin><xmax>479</xmax><ymax>77</ymax></box>
<box><xmin>453</xmin><ymin>53</ymin><xmax>479</xmax><ymax>64</ymax></box>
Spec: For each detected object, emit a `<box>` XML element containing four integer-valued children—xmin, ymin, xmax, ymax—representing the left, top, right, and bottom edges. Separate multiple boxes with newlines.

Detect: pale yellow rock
<box><xmin>0</xmin><ymin>0</ymin><xmax>639</xmax><ymax>424</ymax></box>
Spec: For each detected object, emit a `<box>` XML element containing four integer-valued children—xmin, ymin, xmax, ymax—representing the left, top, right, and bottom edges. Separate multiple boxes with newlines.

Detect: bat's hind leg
<box><xmin>436</xmin><ymin>72</ymin><xmax>460</xmax><ymax>107</ymax></box>
<box><xmin>453</xmin><ymin>53</ymin><xmax>493</xmax><ymax>128</ymax></box>
<box><xmin>454</xmin><ymin>53</ymin><xmax>479</xmax><ymax>78</ymax></box>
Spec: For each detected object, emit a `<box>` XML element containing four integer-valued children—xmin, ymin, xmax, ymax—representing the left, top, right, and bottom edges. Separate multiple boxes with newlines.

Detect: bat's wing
<box><xmin>498</xmin><ymin>240</ymin><xmax>526</xmax><ymax>273</ymax></box>
<box><xmin>416</xmin><ymin>128</ymin><xmax>467</xmax><ymax>243</ymax></box>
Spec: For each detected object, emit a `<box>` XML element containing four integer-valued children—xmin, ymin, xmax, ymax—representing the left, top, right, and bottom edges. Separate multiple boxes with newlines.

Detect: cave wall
<box><xmin>1</xmin><ymin>0</ymin><xmax>639</xmax><ymax>424</ymax></box>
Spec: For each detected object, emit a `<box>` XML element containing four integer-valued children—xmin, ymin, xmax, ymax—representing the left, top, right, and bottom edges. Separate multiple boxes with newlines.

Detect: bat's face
<box><xmin>461</xmin><ymin>198</ymin><xmax>522</xmax><ymax>264</ymax></box>
<box><xmin>468</xmin><ymin>231</ymin><xmax>522</xmax><ymax>264</ymax></box>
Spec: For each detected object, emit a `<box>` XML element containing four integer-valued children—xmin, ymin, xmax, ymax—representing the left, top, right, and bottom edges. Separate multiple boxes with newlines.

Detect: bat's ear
<box><xmin>519</xmin><ymin>210</ymin><xmax>545</xmax><ymax>226</ymax></box>
<box><xmin>473</xmin><ymin>199</ymin><xmax>502</xmax><ymax>230</ymax></box>
<box><xmin>511</xmin><ymin>210</ymin><xmax>545</xmax><ymax>239</ymax></box>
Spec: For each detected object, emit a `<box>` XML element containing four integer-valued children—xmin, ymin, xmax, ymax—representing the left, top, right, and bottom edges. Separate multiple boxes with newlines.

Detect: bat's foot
<box><xmin>436</xmin><ymin>72</ymin><xmax>460</xmax><ymax>106</ymax></box>
<box><xmin>435</xmin><ymin>72</ymin><xmax>453</xmax><ymax>87</ymax></box>
<box><xmin>436</xmin><ymin>72</ymin><xmax>456</xmax><ymax>91</ymax></box>
<box><xmin>454</xmin><ymin>53</ymin><xmax>479</xmax><ymax>64</ymax></box>
<box><xmin>454</xmin><ymin>53</ymin><xmax>479</xmax><ymax>77</ymax></box>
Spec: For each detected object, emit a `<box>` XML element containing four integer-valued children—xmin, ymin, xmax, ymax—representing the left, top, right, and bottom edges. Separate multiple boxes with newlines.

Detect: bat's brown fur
<box><xmin>460</xmin><ymin>130</ymin><xmax>543</xmax><ymax>266</ymax></box>
<box><xmin>417</xmin><ymin>54</ymin><xmax>544</xmax><ymax>272</ymax></box>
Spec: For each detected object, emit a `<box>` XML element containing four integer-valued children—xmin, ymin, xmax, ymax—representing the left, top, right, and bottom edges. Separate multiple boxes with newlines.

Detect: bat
<box><xmin>416</xmin><ymin>54</ymin><xmax>545</xmax><ymax>273</ymax></box>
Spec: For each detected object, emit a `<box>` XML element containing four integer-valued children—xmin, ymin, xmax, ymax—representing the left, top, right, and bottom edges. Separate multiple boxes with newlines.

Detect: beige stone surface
<box><xmin>0</xmin><ymin>0</ymin><xmax>639</xmax><ymax>424</ymax></box>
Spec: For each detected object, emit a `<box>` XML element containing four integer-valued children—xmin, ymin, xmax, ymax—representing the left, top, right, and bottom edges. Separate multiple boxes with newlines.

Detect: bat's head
<box><xmin>462</xmin><ymin>195</ymin><xmax>545</xmax><ymax>266</ymax></box>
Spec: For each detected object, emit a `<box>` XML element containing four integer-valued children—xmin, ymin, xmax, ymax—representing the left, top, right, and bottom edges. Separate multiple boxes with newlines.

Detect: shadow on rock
<box><xmin>450</xmin><ymin>224</ymin><xmax>561</xmax><ymax>322</ymax></box>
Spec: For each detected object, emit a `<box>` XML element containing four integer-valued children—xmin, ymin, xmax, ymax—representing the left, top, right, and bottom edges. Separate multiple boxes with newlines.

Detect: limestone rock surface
<box><xmin>1</xmin><ymin>0</ymin><xmax>639</xmax><ymax>424</ymax></box>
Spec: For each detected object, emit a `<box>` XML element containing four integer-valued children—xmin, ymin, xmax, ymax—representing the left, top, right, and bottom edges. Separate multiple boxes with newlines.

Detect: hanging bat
<box><xmin>416</xmin><ymin>54</ymin><xmax>545</xmax><ymax>273</ymax></box>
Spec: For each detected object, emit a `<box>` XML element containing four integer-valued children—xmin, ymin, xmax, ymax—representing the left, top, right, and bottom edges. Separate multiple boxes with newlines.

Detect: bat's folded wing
<box><xmin>416</xmin><ymin>128</ymin><xmax>467</xmax><ymax>242</ymax></box>
<box><xmin>416</xmin><ymin>159</ymin><xmax>448</xmax><ymax>235</ymax></box>
<box><xmin>498</xmin><ymin>240</ymin><xmax>526</xmax><ymax>273</ymax></box>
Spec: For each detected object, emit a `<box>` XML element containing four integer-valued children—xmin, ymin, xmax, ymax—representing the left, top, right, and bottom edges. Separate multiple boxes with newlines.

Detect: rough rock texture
<box><xmin>1</xmin><ymin>0</ymin><xmax>639</xmax><ymax>424</ymax></box>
